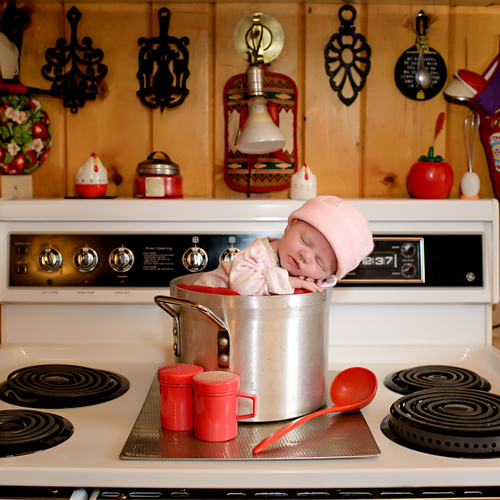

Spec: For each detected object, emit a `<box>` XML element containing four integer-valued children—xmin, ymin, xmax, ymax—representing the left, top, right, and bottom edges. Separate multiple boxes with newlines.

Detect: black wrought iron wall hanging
<box><xmin>137</xmin><ymin>8</ymin><xmax>190</xmax><ymax>112</ymax></box>
<box><xmin>324</xmin><ymin>5</ymin><xmax>371</xmax><ymax>106</ymax></box>
<box><xmin>41</xmin><ymin>6</ymin><xmax>108</xmax><ymax>114</ymax></box>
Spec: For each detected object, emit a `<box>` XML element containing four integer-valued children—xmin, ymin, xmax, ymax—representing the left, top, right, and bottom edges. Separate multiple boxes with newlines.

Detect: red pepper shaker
<box><xmin>192</xmin><ymin>371</ymin><xmax>257</xmax><ymax>442</ymax></box>
<box><xmin>158</xmin><ymin>364</ymin><xmax>204</xmax><ymax>431</ymax></box>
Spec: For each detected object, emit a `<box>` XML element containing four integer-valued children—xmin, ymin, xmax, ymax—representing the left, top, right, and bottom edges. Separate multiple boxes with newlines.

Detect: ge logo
<box><xmin>466</xmin><ymin>272</ymin><xmax>475</xmax><ymax>282</ymax></box>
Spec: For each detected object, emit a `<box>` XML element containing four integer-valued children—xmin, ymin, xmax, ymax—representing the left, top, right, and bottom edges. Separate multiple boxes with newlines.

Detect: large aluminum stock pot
<box><xmin>155</xmin><ymin>274</ymin><xmax>332</xmax><ymax>422</ymax></box>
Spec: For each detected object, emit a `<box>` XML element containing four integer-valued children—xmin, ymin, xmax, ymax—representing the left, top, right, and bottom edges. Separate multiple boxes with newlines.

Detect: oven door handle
<box><xmin>154</xmin><ymin>295</ymin><xmax>231</xmax><ymax>368</ymax></box>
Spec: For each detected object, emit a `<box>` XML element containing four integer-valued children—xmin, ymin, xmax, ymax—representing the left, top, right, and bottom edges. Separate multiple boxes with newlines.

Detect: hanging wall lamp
<box><xmin>234</xmin><ymin>14</ymin><xmax>286</xmax><ymax>155</ymax></box>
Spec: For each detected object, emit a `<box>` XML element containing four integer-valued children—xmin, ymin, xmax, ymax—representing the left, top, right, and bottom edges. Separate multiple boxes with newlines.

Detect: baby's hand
<box><xmin>289</xmin><ymin>276</ymin><xmax>323</xmax><ymax>293</ymax></box>
<box><xmin>298</xmin><ymin>276</ymin><xmax>323</xmax><ymax>285</ymax></box>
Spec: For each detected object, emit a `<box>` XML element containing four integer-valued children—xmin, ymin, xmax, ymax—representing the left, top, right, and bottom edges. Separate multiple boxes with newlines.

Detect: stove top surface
<box><xmin>1</xmin><ymin>344</ymin><xmax>500</xmax><ymax>489</ymax></box>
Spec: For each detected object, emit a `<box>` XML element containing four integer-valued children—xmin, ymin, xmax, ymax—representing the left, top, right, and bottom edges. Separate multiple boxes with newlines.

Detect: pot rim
<box><xmin>169</xmin><ymin>273</ymin><xmax>332</xmax><ymax>304</ymax></box>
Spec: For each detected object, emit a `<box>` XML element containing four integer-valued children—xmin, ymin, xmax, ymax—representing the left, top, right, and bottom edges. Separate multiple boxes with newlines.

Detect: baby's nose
<box><xmin>299</xmin><ymin>249</ymin><xmax>310</xmax><ymax>262</ymax></box>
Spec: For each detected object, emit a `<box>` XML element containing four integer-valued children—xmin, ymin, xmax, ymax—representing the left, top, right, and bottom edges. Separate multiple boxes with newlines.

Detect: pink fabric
<box><xmin>179</xmin><ymin>283</ymin><xmax>310</xmax><ymax>295</ymax></box>
<box><xmin>194</xmin><ymin>238</ymin><xmax>293</xmax><ymax>296</ymax></box>
<box><xmin>288</xmin><ymin>196</ymin><xmax>374</xmax><ymax>280</ymax></box>
<box><xmin>178</xmin><ymin>284</ymin><xmax>241</xmax><ymax>295</ymax></box>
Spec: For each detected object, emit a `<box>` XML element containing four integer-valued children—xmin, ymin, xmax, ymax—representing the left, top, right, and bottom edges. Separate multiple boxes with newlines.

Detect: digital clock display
<box><xmin>361</xmin><ymin>254</ymin><xmax>397</xmax><ymax>268</ymax></box>
<box><xmin>340</xmin><ymin>237</ymin><xmax>424</xmax><ymax>283</ymax></box>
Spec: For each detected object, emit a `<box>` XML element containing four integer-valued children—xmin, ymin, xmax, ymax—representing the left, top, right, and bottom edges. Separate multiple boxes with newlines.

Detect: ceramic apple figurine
<box><xmin>407</xmin><ymin>113</ymin><xmax>453</xmax><ymax>199</ymax></box>
<box><xmin>407</xmin><ymin>147</ymin><xmax>453</xmax><ymax>199</ymax></box>
<box><xmin>75</xmin><ymin>153</ymin><xmax>108</xmax><ymax>198</ymax></box>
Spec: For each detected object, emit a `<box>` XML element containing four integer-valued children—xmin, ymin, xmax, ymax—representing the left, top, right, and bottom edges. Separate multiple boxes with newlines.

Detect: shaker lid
<box><xmin>137</xmin><ymin>151</ymin><xmax>180</xmax><ymax>175</ymax></box>
<box><xmin>192</xmin><ymin>371</ymin><xmax>240</xmax><ymax>393</ymax></box>
<box><xmin>158</xmin><ymin>363</ymin><xmax>204</xmax><ymax>384</ymax></box>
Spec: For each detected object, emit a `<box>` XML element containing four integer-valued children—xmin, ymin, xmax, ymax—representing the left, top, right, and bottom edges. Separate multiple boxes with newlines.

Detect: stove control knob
<box><xmin>183</xmin><ymin>247</ymin><xmax>208</xmax><ymax>272</ymax></box>
<box><xmin>401</xmin><ymin>262</ymin><xmax>416</xmax><ymax>278</ymax></box>
<box><xmin>220</xmin><ymin>247</ymin><xmax>240</xmax><ymax>262</ymax></box>
<box><xmin>74</xmin><ymin>247</ymin><xmax>99</xmax><ymax>272</ymax></box>
<box><xmin>401</xmin><ymin>242</ymin><xmax>416</xmax><ymax>258</ymax></box>
<box><xmin>109</xmin><ymin>247</ymin><xmax>135</xmax><ymax>272</ymax></box>
<box><xmin>38</xmin><ymin>248</ymin><xmax>63</xmax><ymax>272</ymax></box>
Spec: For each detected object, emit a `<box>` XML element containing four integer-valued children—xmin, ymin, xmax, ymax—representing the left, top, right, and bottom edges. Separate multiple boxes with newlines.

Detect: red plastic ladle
<box><xmin>252</xmin><ymin>367</ymin><xmax>378</xmax><ymax>455</ymax></box>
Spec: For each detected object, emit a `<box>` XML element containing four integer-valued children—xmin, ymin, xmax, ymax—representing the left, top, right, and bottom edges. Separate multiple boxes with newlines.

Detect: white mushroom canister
<box><xmin>290</xmin><ymin>164</ymin><xmax>317</xmax><ymax>200</ymax></box>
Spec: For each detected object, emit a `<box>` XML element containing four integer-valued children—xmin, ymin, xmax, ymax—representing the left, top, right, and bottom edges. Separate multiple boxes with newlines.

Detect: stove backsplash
<box><xmin>0</xmin><ymin>198</ymin><xmax>498</xmax><ymax>348</ymax></box>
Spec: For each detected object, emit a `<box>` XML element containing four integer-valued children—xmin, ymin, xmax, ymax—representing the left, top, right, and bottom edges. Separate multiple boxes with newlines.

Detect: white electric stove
<box><xmin>0</xmin><ymin>197</ymin><xmax>499</xmax><ymax>499</ymax></box>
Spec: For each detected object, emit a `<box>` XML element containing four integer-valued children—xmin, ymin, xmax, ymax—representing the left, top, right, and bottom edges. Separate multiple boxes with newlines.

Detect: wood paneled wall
<box><xmin>9</xmin><ymin>2</ymin><xmax>500</xmax><ymax>200</ymax></box>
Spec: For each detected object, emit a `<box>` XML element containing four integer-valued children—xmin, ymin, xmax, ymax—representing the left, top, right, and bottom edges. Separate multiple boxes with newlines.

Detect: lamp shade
<box><xmin>236</xmin><ymin>96</ymin><xmax>286</xmax><ymax>155</ymax></box>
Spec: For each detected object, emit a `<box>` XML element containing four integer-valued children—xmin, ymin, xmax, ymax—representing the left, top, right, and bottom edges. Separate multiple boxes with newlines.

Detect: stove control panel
<box><xmin>8</xmin><ymin>233</ymin><xmax>483</xmax><ymax>288</ymax></box>
<box><xmin>8</xmin><ymin>233</ymin><xmax>269</xmax><ymax>288</ymax></box>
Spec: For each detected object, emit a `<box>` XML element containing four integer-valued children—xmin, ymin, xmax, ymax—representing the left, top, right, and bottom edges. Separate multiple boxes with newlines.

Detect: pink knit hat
<box><xmin>288</xmin><ymin>196</ymin><xmax>374</xmax><ymax>280</ymax></box>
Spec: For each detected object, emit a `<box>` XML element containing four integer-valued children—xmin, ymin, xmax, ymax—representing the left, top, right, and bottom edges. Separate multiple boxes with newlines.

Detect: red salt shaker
<box><xmin>192</xmin><ymin>371</ymin><xmax>257</xmax><ymax>442</ymax></box>
<box><xmin>158</xmin><ymin>364</ymin><xmax>204</xmax><ymax>431</ymax></box>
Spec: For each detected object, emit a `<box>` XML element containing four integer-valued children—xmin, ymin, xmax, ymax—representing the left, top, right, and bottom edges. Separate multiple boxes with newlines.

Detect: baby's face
<box><xmin>278</xmin><ymin>220</ymin><xmax>338</xmax><ymax>281</ymax></box>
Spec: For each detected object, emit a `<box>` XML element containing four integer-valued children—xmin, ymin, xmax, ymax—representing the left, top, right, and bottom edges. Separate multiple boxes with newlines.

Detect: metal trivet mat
<box><xmin>120</xmin><ymin>372</ymin><xmax>380</xmax><ymax>461</ymax></box>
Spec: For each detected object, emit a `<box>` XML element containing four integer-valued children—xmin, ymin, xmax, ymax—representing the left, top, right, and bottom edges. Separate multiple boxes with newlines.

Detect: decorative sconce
<box><xmin>234</xmin><ymin>14</ymin><xmax>285</xmax><ymax>155</ymax></box>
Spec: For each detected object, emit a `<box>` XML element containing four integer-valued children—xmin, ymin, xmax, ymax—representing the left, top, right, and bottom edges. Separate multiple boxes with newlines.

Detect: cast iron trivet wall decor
<box><xmin>41</xmin><ymin>6</ymin><xmax>108</xmax><ymax>114</ymax></box>
<box><xmin>324</xmin><ymin>5</ymin><xmax>371</xmax><ymax>106</ymax></box>
<box><xmin>137</xmin><ymin>8</ymin><xmax>190</xmax><ymax>111</ymax></box>
<box><xmin>223</xmin><ymin>70</ymin><xmax>297</xmax><ymax>194</ymax></box>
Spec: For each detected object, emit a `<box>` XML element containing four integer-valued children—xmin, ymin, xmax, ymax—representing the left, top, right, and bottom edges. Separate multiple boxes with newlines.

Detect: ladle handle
<box><xmin>252</xmin><ymin>404</ymin><xmax>353</xmax><ymax>455</ymax></box>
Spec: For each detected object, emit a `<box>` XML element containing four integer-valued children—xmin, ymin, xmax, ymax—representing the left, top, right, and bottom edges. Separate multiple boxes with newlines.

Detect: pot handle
<box><xmin>154</xmin><ymin>295</ymin><xmax>231</xmax><ymax>368</ymax></box>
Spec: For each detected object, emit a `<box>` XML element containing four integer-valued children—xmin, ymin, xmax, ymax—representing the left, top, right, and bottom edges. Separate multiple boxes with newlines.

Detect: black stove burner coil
<box><xmin>0</xmin><ymin>364</ymin><xmax>130</xmax><ymax>408</ymax></box>
<box><xmin>381</xmin><ymin>388</ymin><xmax>500</xmax><ymax>458</ymax></box>
<box><xmin>384</xmin><ymin>365</ymin><xmax>491</xmax><ymax>395</ymax></box>
<box><xmin>0</xmin><ymin>409</ymin><xmax>73</xmax><ymax>457</ymax></box>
